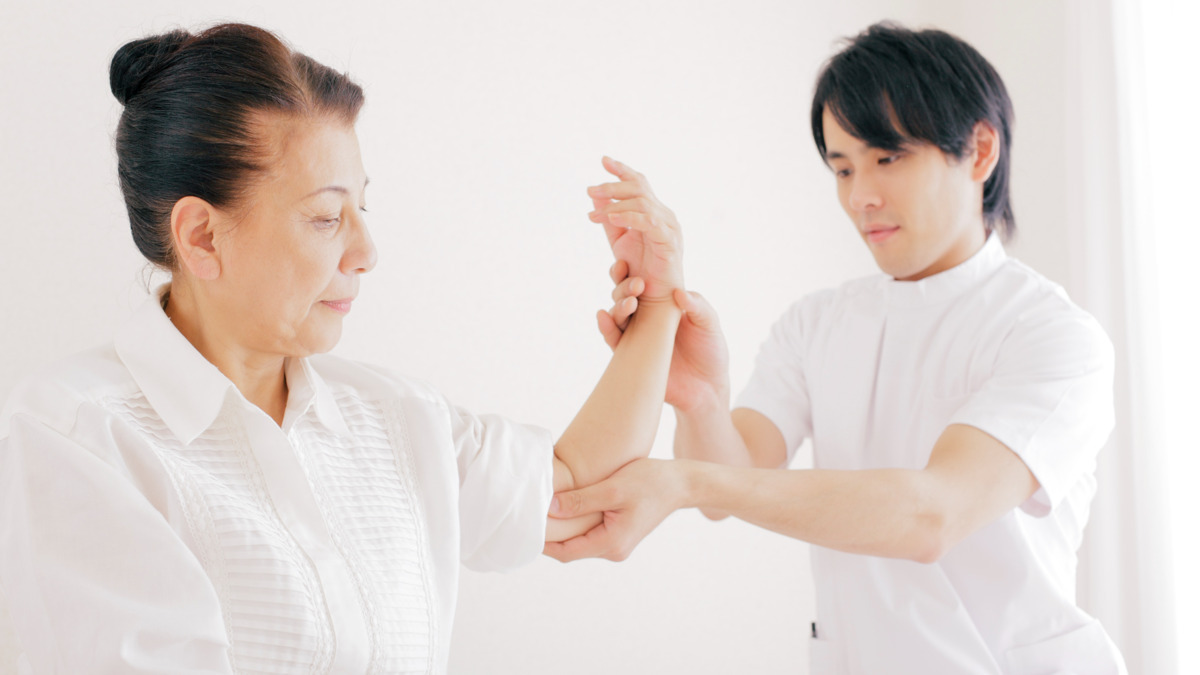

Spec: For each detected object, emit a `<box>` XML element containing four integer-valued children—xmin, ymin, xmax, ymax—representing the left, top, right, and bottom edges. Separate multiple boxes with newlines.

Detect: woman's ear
<box><xmin>170</xmin><ymin>197</ymin><xmax>221</xmax><ymax>280</ymax></box>
<box><xmin>970</xmin><ymin>120</ymin><xmax>1001</xmax><ymax>184</ymax></box>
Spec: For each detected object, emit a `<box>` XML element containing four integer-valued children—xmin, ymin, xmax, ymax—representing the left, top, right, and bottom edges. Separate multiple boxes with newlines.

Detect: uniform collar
<box><xmin>114</xmin><ymin>284</ymin><xmax>351</xmax><ymax>445</ymax></box>
<box><xmin>884</xmin><ymin>233</ymin><xmax>1006</xmax><ymax>308</ymax></box>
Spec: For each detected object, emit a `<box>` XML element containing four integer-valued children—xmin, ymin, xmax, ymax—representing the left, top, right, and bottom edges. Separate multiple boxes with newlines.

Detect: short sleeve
<box><xmin>949</xmin><ymin>309</ymin><xmax>1115</xmax><ymax>517</ymax></box>
<box><xmin>734</xmin><ymin>300</ymin><xmax>815</xmax><ymax>463</ymax></box>
<box><xmin>448</xmin><ymin>406</ymin><xmax>555</xmax><ymax>572</ymax></box>
<box><xmin>0</xmin><ymin>412</ymin><xmax>233</xmax><ymax>673</ymax></box>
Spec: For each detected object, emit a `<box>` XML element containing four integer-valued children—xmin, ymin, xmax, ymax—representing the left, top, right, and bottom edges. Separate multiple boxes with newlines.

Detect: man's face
<box><xmin>821</xmin><ymin>108</ymin><xmax>987</xmax><ymax>281</ymax></box>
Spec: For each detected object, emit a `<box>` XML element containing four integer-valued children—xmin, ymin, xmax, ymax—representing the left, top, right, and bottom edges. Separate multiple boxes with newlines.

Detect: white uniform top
<box><xmin>736</xmin><ymin>235</ymin><xmax>1127</xmax><ymax>674</ymax></box>
<box><xmin>0</xmin><ymin>287</ymin><xmax>554</xmax><ymax>674</ymax></box>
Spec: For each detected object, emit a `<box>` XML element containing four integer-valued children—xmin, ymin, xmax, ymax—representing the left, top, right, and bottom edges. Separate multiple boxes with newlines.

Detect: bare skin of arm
<box><xmin>549</xmin><ymin>266</ymin><xmax>1036</xmax><ymax>560</ymax></box>
<box><xmin>545</xmin><ymin>157</ymin><xmax>687</xmax><ymax>542</ymax></box>
<box><xmin>545</xmin><ymin>421</ymin><xmax>1039</xmax><ymax>563</ymax></box>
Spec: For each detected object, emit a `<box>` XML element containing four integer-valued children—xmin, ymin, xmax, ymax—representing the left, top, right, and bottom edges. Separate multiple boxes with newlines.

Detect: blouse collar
<box><xmin>114</xmin><ymin>284</ymin><xmax>351</xmax><ymax>445</ymax></box>
<box><xmin>884</xmin><ymin>233</ymin><xmax>1007</xmax><ymax>308</ymax></box>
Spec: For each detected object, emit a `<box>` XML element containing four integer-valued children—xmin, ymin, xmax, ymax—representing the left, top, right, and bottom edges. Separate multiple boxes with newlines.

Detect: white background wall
<box><xmin>0</xmin><ymin>1</ymin><xmax>1077</xmax><ymax>672</ymax></box>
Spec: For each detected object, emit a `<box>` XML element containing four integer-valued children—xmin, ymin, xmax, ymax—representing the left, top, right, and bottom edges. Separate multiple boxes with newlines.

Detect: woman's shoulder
<box><xmin>307</xmin><ymin>353</ymin><xmax>447</xmax><ymax>408</ymax></box>
<box><xmin>1</xmin><ymin>344</ymin><xmax>136</xmax><ymax>438</ymax></box>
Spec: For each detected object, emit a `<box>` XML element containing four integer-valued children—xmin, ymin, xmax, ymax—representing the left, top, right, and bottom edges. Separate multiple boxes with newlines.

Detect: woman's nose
<box><xmin>344</xmin><ymin>217</ymin><xmax>378</xmax><ymax>274</ymax></box>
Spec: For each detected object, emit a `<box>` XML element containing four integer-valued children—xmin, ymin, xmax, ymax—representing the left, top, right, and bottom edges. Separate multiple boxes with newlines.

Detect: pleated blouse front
<box><xmin>0</xmin><ymin>289</ymin><xmax>555</xmax><ymax>674</ymax></box>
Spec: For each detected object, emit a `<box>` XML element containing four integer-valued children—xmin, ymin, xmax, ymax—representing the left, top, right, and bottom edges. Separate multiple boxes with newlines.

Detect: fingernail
<box><xmin>587</xmin><ymin>186</ymin><xmax>604</xmax><ymax>197</ymax></box>
<box><xmin>550</xmin><ymin>496</ymin><xmax>560</xmax><ymax>514</ymax></box>
<box><xmin>610</xmin><ymin>213</ymin><xmax>623</xmax><ymax>223</ymax></box>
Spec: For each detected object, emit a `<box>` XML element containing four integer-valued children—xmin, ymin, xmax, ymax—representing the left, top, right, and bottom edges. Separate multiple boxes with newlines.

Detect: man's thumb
<box><xmin>549</xmin><ymin>484</ymin><xmax>605</xmax><ymax>519</ymax></box>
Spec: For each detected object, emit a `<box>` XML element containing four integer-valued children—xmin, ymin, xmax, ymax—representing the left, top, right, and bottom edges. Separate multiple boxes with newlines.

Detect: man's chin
<box><xmin>870</xmin><ymin>253</ymin><xmax>914</xmax><ymax>281</ymax></box>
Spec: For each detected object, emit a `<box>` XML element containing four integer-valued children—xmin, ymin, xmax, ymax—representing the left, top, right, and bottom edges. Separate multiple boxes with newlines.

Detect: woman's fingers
<box><xmin>587</xmin><ymin>180</ymin><xmax>649</xmax><ymax>201</ymax></box>
<box><xmin>601</xmin><ymin>155</ymin><xmax>645</xmax><ymax>184</ymax></box>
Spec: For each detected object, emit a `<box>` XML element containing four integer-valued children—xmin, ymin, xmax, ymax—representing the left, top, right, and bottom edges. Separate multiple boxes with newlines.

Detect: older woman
<box><xmin>0</xmin><ymin>23</ymin><xmax>680</xmax><ymax>673</ymax></box>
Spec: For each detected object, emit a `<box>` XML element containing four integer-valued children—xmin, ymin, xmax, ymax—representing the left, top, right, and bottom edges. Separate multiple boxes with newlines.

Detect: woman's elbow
<box><xmin>699</xmin><ymin>507</ymin><xmax>730</xmax><ymax>521</ymax></box>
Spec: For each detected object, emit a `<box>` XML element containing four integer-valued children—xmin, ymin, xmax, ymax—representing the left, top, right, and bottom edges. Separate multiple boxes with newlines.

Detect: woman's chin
<box><xmin>293</xmin><ymin>325</ymin><xmax>344</xmax><ymax>357</ymax></box>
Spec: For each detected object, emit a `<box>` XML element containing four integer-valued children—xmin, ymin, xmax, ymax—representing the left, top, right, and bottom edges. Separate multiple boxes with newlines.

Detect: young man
<box><xmin>546</xmin><ymin>23</ymin><xmax>1127</xmax><ymax>673</ymax></box>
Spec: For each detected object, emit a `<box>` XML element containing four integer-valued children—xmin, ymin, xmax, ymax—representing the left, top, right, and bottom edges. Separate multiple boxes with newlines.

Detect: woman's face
<box><xmin>205</xmin><ymin>117</ymin><xmax>376</xmax><ymax>359</ymax></box>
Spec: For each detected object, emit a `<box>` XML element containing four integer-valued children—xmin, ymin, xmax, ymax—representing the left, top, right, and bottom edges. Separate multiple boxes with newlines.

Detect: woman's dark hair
<box><xmin>110</xmin><ymin>23</ymin><xmax>365</xmax><ymax>267</ymax></box>
<box><xmin>811</xmin><ymin>22</ymin><xmax>1016</xmax><ymax>240</ymax></box>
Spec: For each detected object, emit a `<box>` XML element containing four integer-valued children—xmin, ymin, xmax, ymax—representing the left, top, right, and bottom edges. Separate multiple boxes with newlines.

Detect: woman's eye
<box><xmin>879</xmin><ymin>154</ymin><xmax>902</xmax><ymax>165</ymax></box>
<box><xmin>835</xmin><ymin>168</ymin><xmax>852</xmax><ymax>178</ymax></box>
<box><xmin>315</xmin><ymin>217</ymin><xmax>341</xmax><ymax>230</ymax></box>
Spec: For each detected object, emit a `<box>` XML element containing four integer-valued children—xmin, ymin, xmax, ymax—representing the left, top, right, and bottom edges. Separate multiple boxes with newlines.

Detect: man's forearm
<box><xmin>680</xmin><ymin>460</ymin><xmax>947</xmax><ymax>563</ymax></box>
<box><xmin>672</xmin><ymin>406</ymin><xmax>751</xmax><ymax>520</ymax></box>
<box><xmin>673</xmin><ymin>401</ymin><xmax>752</xmax><ymax>467</ymax></box>
<box><xmin>554</xmin><ymin>300</ymin><xmax>682</xmax><ymax>489</ymax></box>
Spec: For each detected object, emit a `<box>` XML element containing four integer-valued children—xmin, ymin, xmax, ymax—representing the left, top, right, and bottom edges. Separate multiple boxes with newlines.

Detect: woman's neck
<box><xmin>163</xmin><ymin>282</ymin><xmax>289</xmax><ymax>426</ymax></box>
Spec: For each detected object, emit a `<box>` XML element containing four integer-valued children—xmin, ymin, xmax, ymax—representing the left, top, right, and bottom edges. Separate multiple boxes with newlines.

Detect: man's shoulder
<box><xmin>972</xmin><ymin>259</ymin><xmax>1113</xmax><ymax>365</ymax></box>
<box><xmin>984</xmin><ymin>259</ymin><xmax>1103</xmax><ymax>329</ymax></box>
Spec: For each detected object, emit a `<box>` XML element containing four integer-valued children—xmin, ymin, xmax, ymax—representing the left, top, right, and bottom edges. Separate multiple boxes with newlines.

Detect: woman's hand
<box><xmin>587</xmin><ymin>157</ymin><xmax>684</xmax><ymax>305</ymax></box>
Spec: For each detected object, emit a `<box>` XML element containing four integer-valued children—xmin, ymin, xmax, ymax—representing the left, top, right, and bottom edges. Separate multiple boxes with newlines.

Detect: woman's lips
<box><xmin>866</xmin><ymin>226</ymin><xmax>900</xmax><ymax>244</ymax></box>
<box><xmin>320</xmin><ymin>299</ymin><xmax>353</xmax><ymax>314</ymax></box>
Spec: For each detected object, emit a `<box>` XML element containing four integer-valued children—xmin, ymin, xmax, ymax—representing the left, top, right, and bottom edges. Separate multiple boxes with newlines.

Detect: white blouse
<box><xmin>0</xmin><ymin>288</ymin><xmax>555</xmax><ymax>674</ymax></box>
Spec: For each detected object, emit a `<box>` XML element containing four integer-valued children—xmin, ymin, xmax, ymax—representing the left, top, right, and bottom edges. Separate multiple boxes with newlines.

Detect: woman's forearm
<box><xmin>554</xmin><ymin>300</ymin><xmax>682</xmax><ymax>490</ymax></box>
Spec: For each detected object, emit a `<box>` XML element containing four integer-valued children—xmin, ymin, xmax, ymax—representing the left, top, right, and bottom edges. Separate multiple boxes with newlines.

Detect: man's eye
<box><xmin>879</xmin><ymin>154</ymin><xmax>902</xmax><ymax>165</ymax></box>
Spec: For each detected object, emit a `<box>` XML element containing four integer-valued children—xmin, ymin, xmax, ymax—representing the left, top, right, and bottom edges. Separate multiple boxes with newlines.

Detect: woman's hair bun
<box><xmin>109</xmin><ymin>30</ymin><xmax>190</xmax><ymax>105</ymax></box>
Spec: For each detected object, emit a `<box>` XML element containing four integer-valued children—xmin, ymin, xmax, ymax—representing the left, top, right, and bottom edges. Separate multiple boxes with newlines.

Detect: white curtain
<box><xmin>1065</xmin><ymin>1</ymin><xmax>1177</xmax><ymax>673</ymax></box>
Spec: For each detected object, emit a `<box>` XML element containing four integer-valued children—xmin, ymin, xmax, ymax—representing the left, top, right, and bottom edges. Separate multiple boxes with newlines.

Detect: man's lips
<box><xmin>864</xmin><ymin>225</ymin><xmax>900</xmax><ymax>244</ymax></box>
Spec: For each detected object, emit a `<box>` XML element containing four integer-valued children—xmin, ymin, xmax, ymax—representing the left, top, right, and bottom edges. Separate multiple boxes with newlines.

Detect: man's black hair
<box><xmin>811</xmin><ymin>22</ymin><xmax>1015</xmax><ymax>240</ymax></box>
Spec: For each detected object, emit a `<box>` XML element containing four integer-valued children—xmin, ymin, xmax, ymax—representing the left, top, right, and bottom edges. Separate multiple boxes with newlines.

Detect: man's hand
<box><xmin>588</xmin><ymin>157</ymin><xmax>684</xmax><ymax>304</ymax></box>
<box><xmin>598</xmin><ymin>267</ymin><xmax>731</xmax><ymax>415</ymax></box>
<box><xmin>542</xmin><ymin>458</ymin><xmax>687</xmax><ymax>562</ymax></box>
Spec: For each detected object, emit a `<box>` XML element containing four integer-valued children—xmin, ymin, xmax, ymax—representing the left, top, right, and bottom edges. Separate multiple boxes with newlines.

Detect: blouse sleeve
<box><xmin>0</xmin><ymin>412</ymin><xmax>233</xmax><ymax>674</ymax></box>
<box><xmin>446</xmin><ymin>404</ymin><xmax>555</xmax><ymax>573</ymax></box>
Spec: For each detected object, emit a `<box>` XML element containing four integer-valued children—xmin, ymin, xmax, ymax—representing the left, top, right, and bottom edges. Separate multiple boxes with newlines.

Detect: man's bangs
<box><xmin>822</xmin><ymin>87</ymin><xmax>911</xmax><ymax>154</ymax></box>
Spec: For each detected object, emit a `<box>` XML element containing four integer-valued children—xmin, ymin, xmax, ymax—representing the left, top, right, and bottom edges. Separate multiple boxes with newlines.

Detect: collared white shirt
<box><xmin>0</xmin><ymin>287</ymin><xmax>554</xmax><ymax>674</ymax></box>
<box><xmin>737</xmin><ymin>235</ymin><xmax>1128</xmax><ymax>674</ymax></box>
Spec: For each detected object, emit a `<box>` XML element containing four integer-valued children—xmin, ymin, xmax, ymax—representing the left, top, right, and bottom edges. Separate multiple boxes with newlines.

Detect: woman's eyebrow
<box><xmin>304</xmin><ymin>185</ymin><xmax>348</xmax><ymax>198</ymax></box>
<box><xmin>302</xmin><ymin>177</ymin><xmax>369</xmax><ymax>200</ymax></box>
